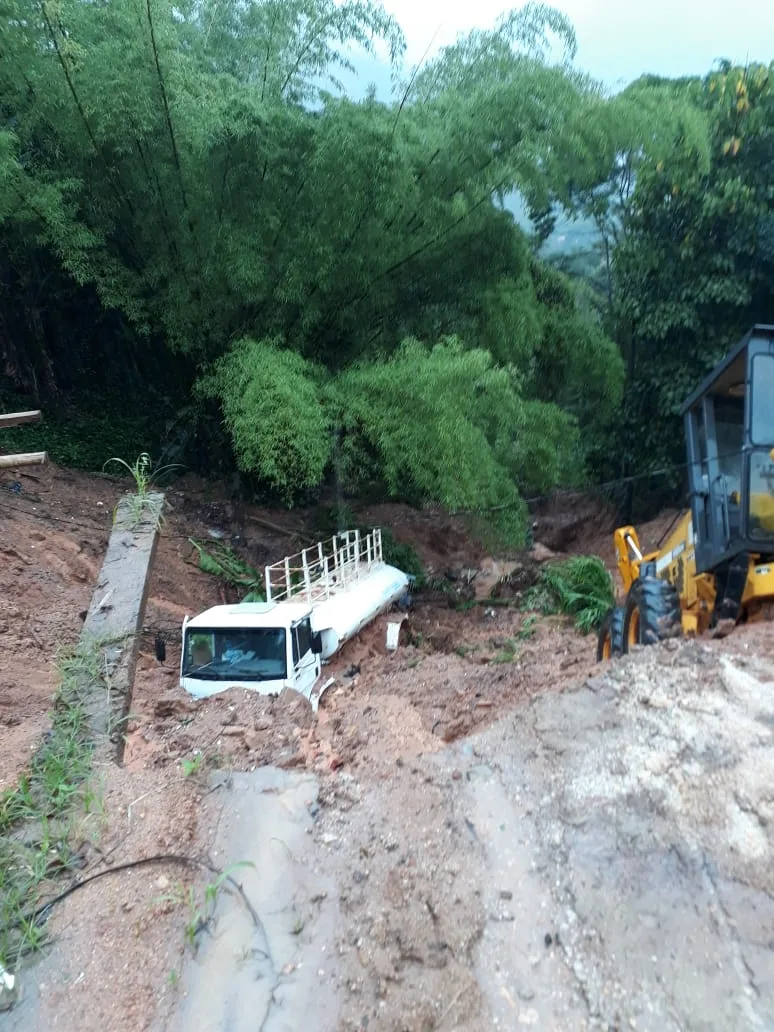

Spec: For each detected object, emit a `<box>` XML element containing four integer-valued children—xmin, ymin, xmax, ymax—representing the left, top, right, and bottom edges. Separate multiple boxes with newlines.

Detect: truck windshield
<box><xmin>183</xmin><ymin>628</ymin><xmax>287</xmax><ymax>681</ymax></box>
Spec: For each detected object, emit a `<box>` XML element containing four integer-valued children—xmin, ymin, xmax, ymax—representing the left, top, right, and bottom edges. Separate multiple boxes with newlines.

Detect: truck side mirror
<box><xmin>311</xmin><ymin>631</ymin><xmax>323</xmax><ymax>655</ymax></box>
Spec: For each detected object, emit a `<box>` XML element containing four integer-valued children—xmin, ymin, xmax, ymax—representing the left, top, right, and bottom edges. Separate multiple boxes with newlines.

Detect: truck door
<box><xmin>291</xmin><ymin>617</ymin><xmax>320</xmax><ymax>700</ymax></box>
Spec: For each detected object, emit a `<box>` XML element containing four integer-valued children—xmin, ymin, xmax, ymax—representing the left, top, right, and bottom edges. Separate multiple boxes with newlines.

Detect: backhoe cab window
<box><xmin>714</xmin><ymin>396</ymin><xmax>744</xmax><ymax>496</ymax></box>
<box><xmin>748</xmin><ymin>355</ymin><xmax>774</xmax><ymax>539</ymax></box>
<box><xmin>751</xmin><ymin>355</ymin><xmax>774</xmax><ymax>445</ymax></box>
<box><xmin>183</xmin><ymin>628</ymin><xmax>287</xmax><ymax>681</ymax></box>
<box><xmin>749</xmin><ymin>452</ymin><xmax>774</xmax><ymax>538</ymax></box>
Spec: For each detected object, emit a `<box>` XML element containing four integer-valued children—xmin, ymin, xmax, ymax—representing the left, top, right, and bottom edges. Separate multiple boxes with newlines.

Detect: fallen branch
<box><xmin>0</xmin><ymin>452</ymin><xmax>47</xmax><ymax>469</ymax></box>
<box><xmin>0</xmin><ymin>410</ymin><xmax>42</xmax><ymax>428</ymax></box>
<box><xmin>246</xmin><ymin>513</ymin><xmax>306</xmax><ymax>538</ymax></box>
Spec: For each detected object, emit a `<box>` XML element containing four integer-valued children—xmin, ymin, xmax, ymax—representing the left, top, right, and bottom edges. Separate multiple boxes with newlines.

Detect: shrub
<box><xmin>197</xmin><ymin>337</ymin><xmax>330</xmax><ymax>506</ymax></box>
<box><xmin>522</xmin><ymin>555</ymin><xmax>614</xmax><ymax>633</ymax></box>
<box><xmin>331</xmin><ymin>338</ymin><xmax>529</xmax><ymax>544</ymax></box>
<box><xmin>379</xmin><ymin>528</ymin><xmax>425</xmax><ymax>585</ymax></box>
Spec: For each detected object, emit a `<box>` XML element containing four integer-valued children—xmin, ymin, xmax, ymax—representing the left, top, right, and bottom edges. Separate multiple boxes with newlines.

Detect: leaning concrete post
<box><xmin>81</xmin><ymin>492</ymin><xmax>163</xmax><ymax>762</ymax></box>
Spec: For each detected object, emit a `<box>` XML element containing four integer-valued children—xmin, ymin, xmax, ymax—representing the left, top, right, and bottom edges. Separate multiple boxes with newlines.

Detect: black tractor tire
<box><xmin>596</xmin><ymin>606</ymin><xmax>625</xmax><ymax>661</ymax></box>
<box><xmin>622</xmin><ymin>576</ymin><xmax>682</xmax><ymax>653</ymax></box>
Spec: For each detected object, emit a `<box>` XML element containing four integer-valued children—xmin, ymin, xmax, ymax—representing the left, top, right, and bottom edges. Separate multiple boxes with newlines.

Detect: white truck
<box><xmin>180</xmin><ymin>529</ymin><xmax>409</xmax><ymax>710</ymax></box>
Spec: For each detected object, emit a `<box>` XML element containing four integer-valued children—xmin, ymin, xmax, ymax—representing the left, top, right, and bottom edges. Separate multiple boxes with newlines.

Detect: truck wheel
<box><xmin>597</xmin><ymin>606</ymin><xmax>625</xmax><ymax>661</ymax></box>
<box><xmin>623</xmin><ymin>576</ymin><xmax>682</xmax><ymax>652</ymax></box>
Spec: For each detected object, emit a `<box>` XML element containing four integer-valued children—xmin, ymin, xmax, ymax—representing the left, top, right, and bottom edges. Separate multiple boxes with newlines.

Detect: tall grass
<box><xmin>0</xmin><ymin>640</ymin><xmax>106</xmax><ymax>971</ymax></box>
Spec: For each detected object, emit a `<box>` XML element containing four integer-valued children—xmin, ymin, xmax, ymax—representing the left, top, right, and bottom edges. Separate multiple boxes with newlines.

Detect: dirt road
<box><xmin>172</xmin><ymin>632</ymin><xmax>774</xmax><ymax>1032</ymax></box>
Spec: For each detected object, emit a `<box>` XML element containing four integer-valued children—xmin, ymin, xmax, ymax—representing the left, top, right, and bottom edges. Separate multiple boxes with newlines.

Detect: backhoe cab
<box><xmin>598</xmin><ymin>324</ymin><xmax>774</xmax><ymax>660</ymax></box>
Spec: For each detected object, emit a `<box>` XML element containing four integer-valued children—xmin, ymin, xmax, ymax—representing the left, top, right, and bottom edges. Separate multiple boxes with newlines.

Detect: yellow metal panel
<box><xmin>658</xmin><ymin>511</ymin><xmax>693</xmax><ymax>559</ymax></box>
<box><xmin>613</xmin><ymin>526</ymin><xmax>641</xmax><ymax>593</ymax></box>
<box><xmin>681</xmin><ymin>610</ymin><xmax>699</xmax><ymax>635</ymax></box>
<box><xmin>741</xmin><ymin>559</ymin><xmax>774</xmax><ymax>607</ymax></box>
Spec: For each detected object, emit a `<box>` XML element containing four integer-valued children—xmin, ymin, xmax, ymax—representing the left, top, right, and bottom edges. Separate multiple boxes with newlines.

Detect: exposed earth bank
<box><xmin>2</xmin><ymin>462</ymin><xmax>772</xmax><ymax>1030</ymax></box>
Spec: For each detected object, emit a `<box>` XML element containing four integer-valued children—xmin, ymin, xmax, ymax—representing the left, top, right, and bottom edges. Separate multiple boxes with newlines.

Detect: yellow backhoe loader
<box><xmin>598</xmin><ymin>324</ymin><xmax>774</xmax><ymax>660</ymax></box>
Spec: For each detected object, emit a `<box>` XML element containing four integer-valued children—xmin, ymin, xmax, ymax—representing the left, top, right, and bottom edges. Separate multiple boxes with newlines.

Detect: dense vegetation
<box><xmin>1</xmin><ymin>0</ymin><xmax>771</xmax><ymax>538</ymax></box>
<box><xmin>606</xmin><ymin>66</ymin><xmax>774</xmax><ymax>491</ymax></box>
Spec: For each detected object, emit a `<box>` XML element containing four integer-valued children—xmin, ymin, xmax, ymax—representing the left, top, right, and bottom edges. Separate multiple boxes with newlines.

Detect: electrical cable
<box><xmin>0</xmin><ymin>442</ymin><xmax>754</xmax><ymax>531</ymax></box>
<box><xmin>656</xmin><ymin>510</ymin><xmax>686</xmax><ymax>549</ymax></box>
<box><xmin>447</xmin><ymin>451</ymin><xmax>715</xmax><ymax>517</ymax></box>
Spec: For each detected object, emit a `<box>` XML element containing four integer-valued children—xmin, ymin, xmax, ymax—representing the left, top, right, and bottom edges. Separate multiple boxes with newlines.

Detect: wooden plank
<box><xmin>0</xmin><ymin>410</ymin><xmax>42</xmax><ymax>428</ymax></box>
<box><xmin>0</xmin><ymin>451</ymin><xmax>47</xmax><ymax>469</ymax></box>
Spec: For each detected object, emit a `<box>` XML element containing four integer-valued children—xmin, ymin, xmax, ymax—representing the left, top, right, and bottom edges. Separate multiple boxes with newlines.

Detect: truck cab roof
<box><xmin>185</xmin><ymin>601</ymin><xmax>312</xmax><ymax>630</ymax></box>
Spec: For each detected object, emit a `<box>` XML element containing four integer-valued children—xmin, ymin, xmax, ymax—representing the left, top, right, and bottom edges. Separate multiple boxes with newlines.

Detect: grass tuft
<box><xmin>0</xmin><ymin>639</ymin><xmax>107</xmax><ymax>971</ymax></box>
<box><xmin>156</xmin><ymin>862</ymin><xmax>255</xmax><ymax>952</ymax></box>
<box><xmin>103</xmin><ymin>452</ymin><xmax>181</xmax><ymax>528</ymax></box>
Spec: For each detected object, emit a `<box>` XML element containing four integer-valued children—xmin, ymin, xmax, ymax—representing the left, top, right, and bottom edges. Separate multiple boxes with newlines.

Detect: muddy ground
<box><xmin>312</xmin><ymin>626</ymin><xmax>774</xmax><ymax>1031</ymax></box>
<box><xmin>0</xmin><ymin>462</ymin><xmax>604</xmax><ymax>791</ymax></box>
<box><xmin>0</xmin><ymin>462</ymin><xmax>597</xmax><ymax>1029</ymax></box>
<box><xmin>2</xmin><ymin>462</ymin><xmax>772</xmax><ymax>1030</ymax></box>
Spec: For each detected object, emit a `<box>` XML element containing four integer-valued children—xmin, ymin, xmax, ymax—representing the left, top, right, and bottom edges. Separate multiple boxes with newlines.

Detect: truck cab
<box><xmin>181</xmin><ymin>602</ymin><xmax>324</xmax><ymax>703</ymax></box>
<box><xmin>179</xmin><ymin>528</ymin><xmax>410</xmax><ymax>709</ymax></box>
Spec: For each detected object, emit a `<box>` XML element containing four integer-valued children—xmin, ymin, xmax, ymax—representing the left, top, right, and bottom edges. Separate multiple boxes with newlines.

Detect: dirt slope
<box><xmin>0</xmin><ymin>464</ymin><xmax>492</xmax><ymax>789</ymax></box>
<box><xmin>0</xmin><ymin>461</ymin><xmax>593</xmax><ymax>1030</ymax></box>
<box><xmin>6</xmin><ymin>461</ymin><xmax>773</xmax><ymax>1031</ymax></box>
<box><xmin>0</xmin><ymin>469</ymin><xmax>119</xmax><ymax>790</ymax></box>
<box><xmin>301</xmin><ymin>630</ymin><xmax>774</xmax><ymax>1031</ymax></box>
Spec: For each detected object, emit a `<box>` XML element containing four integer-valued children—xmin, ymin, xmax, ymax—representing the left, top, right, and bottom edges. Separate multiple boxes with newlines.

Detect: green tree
<box><xmin>565</xmin><ymin>76</ymin><xmax>711</xmax><ymax>314</ymax></box>
<box><xmin>606</xmin><ymin>62</ymin><xmax>774</xmax><ymax>491</ymax></box>
<box><xmin>331</xmin><ymin>337</ymin><xmax>583</xmax><ymax>543</ymax></box>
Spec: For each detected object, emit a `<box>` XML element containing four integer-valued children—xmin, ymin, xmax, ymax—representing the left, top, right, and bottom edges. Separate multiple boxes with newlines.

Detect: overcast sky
<box><xmin>372</xmin><ymin>0</ymin><xmax>774</xmax><ymax>90</ymax></box>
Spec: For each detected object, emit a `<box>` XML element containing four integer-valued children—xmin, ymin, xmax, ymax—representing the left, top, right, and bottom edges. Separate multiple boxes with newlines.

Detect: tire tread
<box><xmin>623</xmin><ymin>576</ymin><xmax>682</xmax><ymax>651</ymax></box>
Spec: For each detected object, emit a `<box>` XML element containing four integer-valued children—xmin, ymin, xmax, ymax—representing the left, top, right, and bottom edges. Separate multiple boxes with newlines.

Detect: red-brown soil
<box><xmin>0</xmin><ymin>459</ymin><xmax>677</xmax><ymax>1030</ymax></box>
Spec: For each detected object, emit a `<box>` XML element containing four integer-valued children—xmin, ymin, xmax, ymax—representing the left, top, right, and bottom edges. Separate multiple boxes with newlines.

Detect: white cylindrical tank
<box><xmin>310</xmin><ymin>563</ymin><xmax>409</xmax><ymax>659</ymax></box>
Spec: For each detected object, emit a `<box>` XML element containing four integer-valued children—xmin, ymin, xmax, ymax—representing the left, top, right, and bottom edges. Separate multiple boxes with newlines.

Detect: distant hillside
<box><xmin>504</xmin><ymin>192</ymin><xmax>602</xmax><ymax>261</ymax></box>
<box><xmin>541</xmin><ymin>211</ymin><xmax>601</xmax><ymax>256</ymax></box>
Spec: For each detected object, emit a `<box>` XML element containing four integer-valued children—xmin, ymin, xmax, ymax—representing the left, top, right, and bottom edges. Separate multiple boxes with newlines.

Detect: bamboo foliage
<box><xmin>0</xmin><ymin>0</ymin><xmax>644</xmax><ymax>533</ymax></box>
